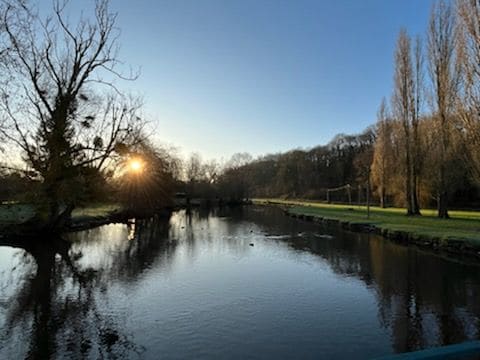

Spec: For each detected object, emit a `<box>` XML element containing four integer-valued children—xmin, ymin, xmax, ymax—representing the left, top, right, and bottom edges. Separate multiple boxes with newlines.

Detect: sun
<box><xmin>128</xmin><ymin>158</ymin><xmax>144</xmax><ymax>173</ymax></box>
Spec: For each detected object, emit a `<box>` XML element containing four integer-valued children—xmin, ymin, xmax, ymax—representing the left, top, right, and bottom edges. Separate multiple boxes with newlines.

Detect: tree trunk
<box><xmin>405</xmin><ymin>149</ymin><xmax>414</xmax><ymax>215</ymax></box>
<box><xmin>411</xmin><ymin>122</ymin><xmax>421</xmax><ymax>215</ymax></box>
<box><xmin>411</xmin><ymin>170</ymin><xmax>421</xmax><ymax>215</ymax></box>
<box><xmin>366</xmin><ymin>176</ymin><xmax>371</xmax><ymax>219</ymax></box>
<box><xmin>380</xmin><ymin>185</ymin><xmax>386</xmax><ymax>208</ymax></box>
<box><xmin>438</xmin><ymin>191</ymin><xmax>449</xmax><ymax>219</ymax></box>
<box><xmin>46</xmin><ymin>202</ymin><xmax>74</xmax><ymax>231</ymax></box>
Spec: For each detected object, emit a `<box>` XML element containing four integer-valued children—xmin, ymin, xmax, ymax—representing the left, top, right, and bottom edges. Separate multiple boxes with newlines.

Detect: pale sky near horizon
<box><xmin>68</xmin><ymin>0</ymin><xmax>435</xmax><ymax>161</ymax></box>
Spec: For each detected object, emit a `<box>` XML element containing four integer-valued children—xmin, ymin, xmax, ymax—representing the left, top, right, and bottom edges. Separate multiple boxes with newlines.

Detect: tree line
<box><xmin>372</xmin><ymin>0</ymin><xmax>480</xmax><ymax>217</ymax></box>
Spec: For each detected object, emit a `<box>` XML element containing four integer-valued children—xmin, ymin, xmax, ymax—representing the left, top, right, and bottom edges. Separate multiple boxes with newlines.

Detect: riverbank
<box><xmin>0</xmin><ymin>203</ymin><xmax>173</xmax><ymax>237</ymax></box>
<box><xmin>255</xmin><ymin>199</ymin><xmax>480</xmax><ymax>259</ymax></box>
<box><xmin>0</xmin><ymin>203</ymin><xmax>118</xmax><ymax>236</ymax></box>
<box><xmin>0</xmin><ymin>199</ymin><xmax>249</xmax><ymax>237</ymax></box>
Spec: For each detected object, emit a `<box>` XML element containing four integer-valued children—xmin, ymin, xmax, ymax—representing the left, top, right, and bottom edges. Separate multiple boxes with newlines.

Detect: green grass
<box><xmin>71</xmin><ymin>203</ymin><xmax>122</xmax><ymax>220</ymax></box>
<box><xmin>0</xmin><ymin>203</ymin><xmax>36</xmax><ymax>224</ymax></box>
<box><xmin>254</xmin><ymin>199</ymin><xmax>480</xmax><ymax>246</ymax></box>
<box><xmin>0</xmin><ymin>202</ymin><xmax>123</xmax><ymax>226</ymax></box>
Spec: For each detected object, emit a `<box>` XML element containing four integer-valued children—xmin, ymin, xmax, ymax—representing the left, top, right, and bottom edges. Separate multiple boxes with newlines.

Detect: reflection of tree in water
<box><xmin>327</xmin><ymin>234</ymin><xmax>480</xmax><ymax>353</ymax></box>
<box><xmin>0</xmin><ymin>215</ymin><xmax>174</xmax><ymax>359</ymax></box>
<box><xmin>241</xmin><ymin>206</ymin><xmax>480</xmax><ymax>354</ymax></box>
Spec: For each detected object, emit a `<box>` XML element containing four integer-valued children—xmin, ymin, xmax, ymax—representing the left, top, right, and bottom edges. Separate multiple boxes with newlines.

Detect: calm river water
<box><xmin>1</xmin><ymin>206</ymin><xmax>480</xmax><ymax>359</ymax></box>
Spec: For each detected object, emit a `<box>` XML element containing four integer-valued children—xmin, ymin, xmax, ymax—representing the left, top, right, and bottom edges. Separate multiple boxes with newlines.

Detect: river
<box><xmin>1</xmin><ymin>206</ymin><xmax>479</xmax><ymax>359</ymax></box>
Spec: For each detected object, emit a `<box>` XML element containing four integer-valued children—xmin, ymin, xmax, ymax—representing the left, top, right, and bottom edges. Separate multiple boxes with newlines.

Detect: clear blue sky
<box><xmin>96</xmin><ymin>1</ymin><xmax>434</xmax><ymax>160</ymax></box>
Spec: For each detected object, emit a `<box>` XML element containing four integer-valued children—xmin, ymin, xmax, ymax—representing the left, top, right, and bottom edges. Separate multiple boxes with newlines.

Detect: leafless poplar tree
<box><xmin>411</xmin><ymin>35</ymin><xmax>424</xmax><ymax>214</ymax></box>
<box><xmin>456</xmin><ymin>0</ymin><xmax>480</xmax><ymax>185</ymax></box>
<box><xmin>371</xmin><ymin>98</ymin><xmax>392</xmax><ymax>208</ymax></box>
<box><xmin>427</xmin><ymin>0</ymin><xmax>459</xmax><ymax>218</ymax></box>
<box><xmin>392</xmin><ymin>29</ymin><xmax>420</xmax><ymax>215</ymax></box>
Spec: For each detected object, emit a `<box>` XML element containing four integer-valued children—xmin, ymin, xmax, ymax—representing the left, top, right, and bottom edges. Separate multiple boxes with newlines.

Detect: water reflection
<box><xmin>0</xmin><ymin>216</ymin><xmax>173</xmax><ymax>359</ymax></box>
<box><xmin>0</xmin><ymin>207</ymin><xmax>479</xmax><ymax>359</ymax></box>
<box><xmin>241</xmin><ymin>207</ymin><xmax>480</xmax><ymax>354</ymax></box>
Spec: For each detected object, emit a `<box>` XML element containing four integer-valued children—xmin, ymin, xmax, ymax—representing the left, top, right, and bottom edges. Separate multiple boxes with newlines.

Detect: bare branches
<box><xmin>428</xmin><ymin>0</ymin><xmax>459</xmax><ymax>116</ymax></box>
<box><xmin>456</xmin><ymin>0</ymin><xmax>480</xmax><ymax>184</ymax></box>
<box><xmin>0</xmin><ymin>0</ymin><xmax>142</xmax><ymax>172</ymax></box>
<box><xmin>427</xmin><ymin>0</ymin><xmax>459</xmax><ymax>218</ymax></box>
<box><xmin>392</xmin><ymin>29</ymin><xmax>422</xmax><ymax>215</ymax></box>
<box><xmin>0</xmin><ymin>0</ymin><xmax>144</xmax><ymax>224</ymax></box>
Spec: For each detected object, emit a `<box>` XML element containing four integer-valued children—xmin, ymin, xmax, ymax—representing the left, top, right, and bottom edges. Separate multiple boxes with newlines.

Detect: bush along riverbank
<box><xmin>255</xmin><ymin>199</ymin><xmax>480</xmax><ymax>260</ymax></box>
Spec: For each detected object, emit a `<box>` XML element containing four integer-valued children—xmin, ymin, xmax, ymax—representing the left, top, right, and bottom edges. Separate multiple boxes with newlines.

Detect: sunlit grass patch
<box><xmin>71</xmin><ymin>203</ymin><xmax>123</xmax><ymax>220</ymax></box>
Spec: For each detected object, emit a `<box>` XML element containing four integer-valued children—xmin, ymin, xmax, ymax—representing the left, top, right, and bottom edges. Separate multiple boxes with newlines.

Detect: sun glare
<box><xmin>128</xmin><ymin>158</ymin><xmax>144</xmax><ymax>173</ymax></box>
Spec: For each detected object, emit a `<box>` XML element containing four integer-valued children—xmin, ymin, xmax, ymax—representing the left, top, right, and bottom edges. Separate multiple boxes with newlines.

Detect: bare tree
<box><xmin>227</xmin><ymin>152</ymin><xmax>253</xmax><ymax>169</ymax></box>
<box><xmin>456</xmin><ymin>0</ymin><xmax>480</xmax><ymax>185</ymax></box>
<box><xmin>371</xmin><ymin>98</ymin><xmax>392</xmax><ymax>208</ymax></box>
<box><xmin>411</xmin><ymin>35</ymin><xmax>424</xmax><ymax>214</ymax></box>
<box><xmin>392</xmin><ymin>28</ymin><xmax>420</xmax><ymax>215</ymax></box>
<box><xmin>427</xmin><ymin>0</ymin><xmax>459</xmax><ymax>218</ymax></box>
<box><xmin>202</xmin><ymin>160</ymin><xmax>220</xmax><ymax>184</ymax></box>
<box><xmin>0</xmin><ymin>0</ymin><xmax>142</xmax><ymax>228</ymax></box>
<box><xmin>185</xmin><ymin>153</ymin><xmax>205</xmax><ymax>184</ymax></box>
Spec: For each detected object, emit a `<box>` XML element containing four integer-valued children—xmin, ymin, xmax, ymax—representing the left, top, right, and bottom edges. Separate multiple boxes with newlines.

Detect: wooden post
<box><xmin>367</xmin><ymin>172</ymin><xmax>371</xmax><ymax>219</ymax></box>
<box><xmin>358</xmin><ymin>184</ymin><xmax>361</xmax><ymax>207</ymax></box>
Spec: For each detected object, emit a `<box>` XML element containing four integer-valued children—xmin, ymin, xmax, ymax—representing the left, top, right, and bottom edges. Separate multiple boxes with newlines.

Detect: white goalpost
<box><xmin>326</xmin><ymin>184</ymin><xmax>352</xmax><ymax>205</ymax></box>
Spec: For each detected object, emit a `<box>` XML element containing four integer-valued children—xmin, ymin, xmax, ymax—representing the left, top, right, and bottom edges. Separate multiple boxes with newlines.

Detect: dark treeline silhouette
<box><xmin>221</xmin><ymin>129</ymin><xmax>376</xmax><ymax>202</ymax></box>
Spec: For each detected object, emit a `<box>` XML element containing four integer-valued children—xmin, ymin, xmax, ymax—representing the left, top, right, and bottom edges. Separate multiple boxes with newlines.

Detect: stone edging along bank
<box><xmin>281</xmin><ymin>207</ymin><xmax>480</xmax><ymax>261</ymax></box>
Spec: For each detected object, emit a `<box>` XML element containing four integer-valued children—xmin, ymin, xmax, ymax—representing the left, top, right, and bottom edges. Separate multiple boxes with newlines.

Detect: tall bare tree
<box><xmin>185</xmin><ymin>153</ymin><xmax>205</xmax><ymax>184</ymax></box>
<box><xmin>411</xmin><ymin>35</ymin><xmax>424</xmax><ymax>214</ymax></box>
<box><xmin>0</xmin><ymin>0</ymin><xmax>142</xmax><ymax>228</ymax></box>
<box><xmin>371</xmin><ymin>98</ymin><xmax>392</xmax><ymax>208</ymax></box>
<box><xmin>456</xmin><ymin>0</ymin><xmax>480</xmax><ymax>185</ymax></box>
<box><xmin>427</xmin><ymin>0</ymin><xmax>459</xmax><ymax>218</ymax></box>
<box><xmin>392</xmin><ymin>29</ymin><xmax>420</xmax><ymax>215</ymax></box>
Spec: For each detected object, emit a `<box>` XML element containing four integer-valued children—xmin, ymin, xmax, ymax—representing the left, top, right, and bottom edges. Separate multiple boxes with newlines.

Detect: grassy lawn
<box><xmin>254</xmin><ymin>199</ymin><xmax>480</xmax><ymax>246</ymax></box>
<box><xmin>71</xmin><ymin>203</ymin><xmax>122</xmax><ymax>221</ymax></box>
<box><xmin>0</xmin><ymin>203</ymin><xmax>37</xmax><ymax>224</ymax></box>
<box><xmin>0</xmin><ymin>203</ymin><xmax>123</xmax><ymax>227</ymax></box>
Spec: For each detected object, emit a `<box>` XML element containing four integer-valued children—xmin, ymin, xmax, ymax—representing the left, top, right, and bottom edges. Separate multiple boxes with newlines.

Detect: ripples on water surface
<box><xmin>1</xmin><ymin>206</ymin><xmax>480</xmax><ymax>359</ymax></box>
